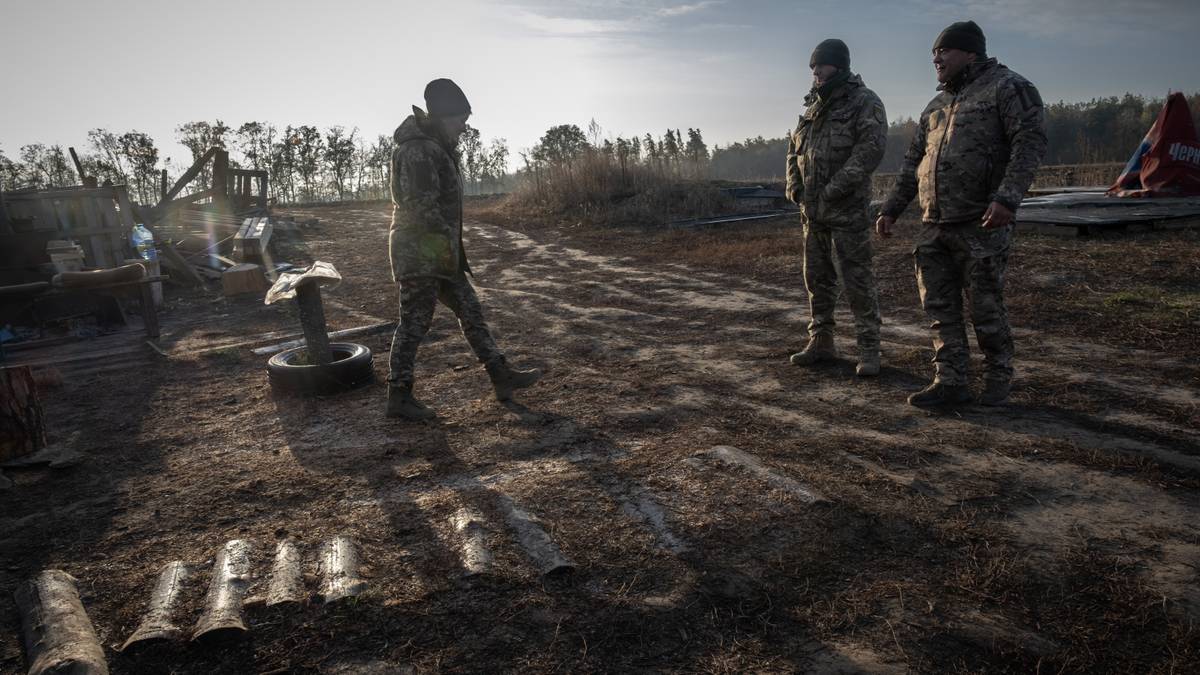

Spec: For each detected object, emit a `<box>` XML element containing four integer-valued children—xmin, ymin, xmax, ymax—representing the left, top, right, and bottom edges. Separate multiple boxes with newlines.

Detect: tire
<box><xmin>267</xmin><ymin>342</ymin><xmax>374</xmax><ymax>395</ymax></box>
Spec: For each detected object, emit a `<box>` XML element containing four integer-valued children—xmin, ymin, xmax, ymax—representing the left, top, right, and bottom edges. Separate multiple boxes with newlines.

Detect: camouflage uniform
<box><xmin>786</xmin><ymin>73</ymin><xmax>887</xmax><ymax>351</ymax></box>
<box><xmin>881</xmin><ymin>58</ymin><xmax>1047</xmax><ymax>386</ymax></box>
<box><xmin>387</xmin><ymin>109</ymin><xmax>503</xmax><ymax>388</ymax></box>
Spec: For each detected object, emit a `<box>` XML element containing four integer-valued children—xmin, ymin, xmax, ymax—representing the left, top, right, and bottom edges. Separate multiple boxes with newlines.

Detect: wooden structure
<box><xmin>227</xmin><ymin>168</ymin><xmax>269</xmax><ymax>213</ymax></box>
<box><xmin>3</xmin><ymin>185</ymin><xmax>137</xmax><ymax>269</ymax></box>
<box><xmin>145</xmin><ymin>148</ymin><xmax>274</xmax><ymax>281</ymax></box>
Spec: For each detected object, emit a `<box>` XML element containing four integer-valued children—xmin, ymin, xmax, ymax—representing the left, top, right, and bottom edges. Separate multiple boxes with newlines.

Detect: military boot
<box><xmin>386</xmin><ymin>384</ymin><xmax>436</xmax><ymax>420</ymax></box>
<box><xmin>907</xmin><ymin>381</ymin><xmax>972</xmax><ymax>408</ymax></box>
<box><xmin>855</xmin><ymin>350</ymin><xmax>881</xmax><ymax>377</ymax></box>
<box><xmin>979</xmin><ymin>379</ymin><xmax>1012</xmax><ymax>406</ymax></box>
<box><xmin>789</xmin><ymin>333</ymin><xmax>838</xmax><ymax>366</ymax></box>
<box><xmin>485</xmin><ymin>360</ymin><xmax>542</xmax><ymax>401</ymax></box>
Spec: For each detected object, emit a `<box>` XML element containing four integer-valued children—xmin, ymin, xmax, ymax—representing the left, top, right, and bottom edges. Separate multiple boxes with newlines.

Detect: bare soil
<box><xmin>1</xmin><ymin>200</ymin><xmax>1198</xmax><ymax>674</ymax></box>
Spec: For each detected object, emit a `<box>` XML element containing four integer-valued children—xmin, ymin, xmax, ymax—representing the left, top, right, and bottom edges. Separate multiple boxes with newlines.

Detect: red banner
<box><xmin>1108</xmin><ymin>92</ymin><xmax>1200</xmax><ymax>197</ymax></box>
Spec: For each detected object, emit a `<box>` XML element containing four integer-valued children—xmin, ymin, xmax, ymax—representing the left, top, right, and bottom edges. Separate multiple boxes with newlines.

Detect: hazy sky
<box><xmin>3</xmin><ymin>0</ymin><xmax>1198</xmax><ymax>171</ymax></box>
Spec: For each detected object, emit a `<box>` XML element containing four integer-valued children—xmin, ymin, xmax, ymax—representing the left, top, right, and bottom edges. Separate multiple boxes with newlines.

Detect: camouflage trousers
<box><xmin>913</xmin><ymin>222</ymin><xmax>1013</xmax><ymax>386</ymax></box>
<box><xmin>803</xmin><ymin>221</ymin><xmax>882</xmax><ymax>350</ymax></box>
<box><xmin>387</xmin><ymin>275</ymin><xmax>503</xmax><ymax>388</ymax></box>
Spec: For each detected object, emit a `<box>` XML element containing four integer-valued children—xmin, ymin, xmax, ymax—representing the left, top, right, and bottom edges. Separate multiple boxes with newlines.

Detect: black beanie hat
<box><xmin>423</xmin><ymin>78</ymin><xmax>472</xmax><ymax>118</ymax></box>
<box><xmin>933</xmin><ymin>21</ymin><xmax>986</xmax><ymax>56</ymax></box>
<box><xmin>809</xmin><ymin>39</ymin><xmax>850</xmax><ymax>70</ymax></box>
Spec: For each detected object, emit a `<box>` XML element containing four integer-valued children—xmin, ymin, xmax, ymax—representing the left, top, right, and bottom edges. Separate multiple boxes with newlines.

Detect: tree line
<box><xmin>3</xmin><ymin>92</ymin><xmax>1197</xmax><ymax>200</ymax></box>
<box><xmin>709</xmin><ymin>91</ymin><xmax>1200</xmax><ymax>181</ymax></box>
<box><xmin>0</xmin><ymin>120</ymin><xmax>511</xmax><ymax>205</ymax></box>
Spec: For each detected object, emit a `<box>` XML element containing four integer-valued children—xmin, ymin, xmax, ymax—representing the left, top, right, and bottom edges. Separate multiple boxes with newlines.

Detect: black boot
<box><xmin>907</xmin><ymin>381</ymin><xmax>972</xmax><ymax>407</ymax></box>
<box><xmin>979</xmin><ymin>379</ymin><xmax>1012</xmax><ymax>406</ymax></box>
<box><xmin>386</xmin><ymin>384</ymin><xmax>436</xmax><ymax>420</ymax></box>
<box><xmin>485</xmin><ymin>360</ymin><xmax>542</xmax><ymax>401</ymax></box>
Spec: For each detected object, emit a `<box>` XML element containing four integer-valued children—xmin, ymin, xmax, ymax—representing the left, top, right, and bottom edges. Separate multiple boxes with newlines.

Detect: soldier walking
<box><xmin>786</xmin><ymin>39</ymin><xmax>888</xmax><ymax>376</ymax></box>
<box><xmin>386</xmin><ymin>78</ymin><xmax>540</xmax><ymax>420</ymax></box>
<box><xmin>876</xmin><ymin>21</ymin><xmax>1046</xmax><ymax>407</ymax></box>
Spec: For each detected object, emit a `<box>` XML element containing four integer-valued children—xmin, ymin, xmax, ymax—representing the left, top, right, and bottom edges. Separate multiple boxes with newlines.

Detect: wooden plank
<box><xmin>231</xmin><ymin>217</ymin><xmax>254</xmax><ymax>260</ymax></box>
<box><xmin>37</xmin><ymin>198</ymin><xmax>59</xmax><ymax>232</ymax></box>
<box><xmin>211</xmin><ymin>150</ymin><xmax>230</xmax><ymax>211</ymax></box>
<box><xmin>98</xmin><ymin>194</ymin><xmax>129</xmax><ymax>265</ymax></box>
<box><xmin>77</xmin><ymin>195</ymin><xmax>110</xmax><ymax>267</ymax></box>
<box><xmin>156</xmin><ymin>147</ymin><xmax>216</xmax><ymax>208</ymax></box>
<box><xmin>140</xmin><ymin>281</ymin><xmax>160</xmax><ymax>338</ymax></box>
<box><xmin>51</xmin><ymin>225</ymin><xmax>129</xmax><ymax>237</ymax></box>
<box><xmin>165</xmin><ymin>188</ymin><xmax>219</xmax><ymax>209</ymax></box>
<box><xmin>67</xmin><ymin>147</ymin><xmax>85</xmax><ymax>176</ymax></box>
<box><xmin>4</xmin><ymin>186</ymin><xmax>119</xmax><ymax>201</ymax></box>
<box><xmin>0</xmin><ymin>188</ymin><xmax>10</xmax><ymax>234</ymax></box>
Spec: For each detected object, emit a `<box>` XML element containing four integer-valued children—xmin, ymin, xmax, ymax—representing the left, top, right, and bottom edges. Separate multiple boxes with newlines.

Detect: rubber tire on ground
<box><xmin>267</xmin><ymin>342</ymin><xmax>374</xmax><ymax>395</ymax></box>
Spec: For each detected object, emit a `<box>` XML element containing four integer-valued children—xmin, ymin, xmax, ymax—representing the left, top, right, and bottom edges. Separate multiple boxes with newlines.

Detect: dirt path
<box><xmin>1</xmin><ymin>204</ymin><xmax>1197</xmax><ymax>673</ymax></box>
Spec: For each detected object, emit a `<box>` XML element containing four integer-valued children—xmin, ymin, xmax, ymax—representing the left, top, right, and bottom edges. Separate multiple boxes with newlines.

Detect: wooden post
<box><xmin>160</xmin><ymin>169</ymin><xmax>168</xmax><ymax>202</ymax></box>
<box><xmin>68</xmin><ymin>147</ymin><xmax>97</xmax><ymax>188</ymax></box>
<box><xmin>0</xmin><ymin>187</ymin><xmax>11</xmax><ymax>234</ymax></box>
<box><xmin>294</xmin><ymin>282</ymin><xmax>332</xmax><ymax>365</ymax></box>
<box><xmin>212</xmin><ymin>149</ymin><xmax>230</xmax><ymax>211</ymax></box>
<box><xmin>0</xmin><ymin>366</ymin><xmax>47</xmax><ymax>463</ymax></box>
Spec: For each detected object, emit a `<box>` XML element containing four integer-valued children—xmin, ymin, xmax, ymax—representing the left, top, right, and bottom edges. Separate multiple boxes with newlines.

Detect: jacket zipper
<box><xmin>932</xmin><ymin>94</ymin><xmax>959</xmax><ymax>221</ymax></box>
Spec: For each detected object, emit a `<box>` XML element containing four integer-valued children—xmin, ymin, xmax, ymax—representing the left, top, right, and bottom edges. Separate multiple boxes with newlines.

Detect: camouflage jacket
<box><xmin>881</xmin><ymin>58</ymin><xmax>1047</xmax><ymax>224</ymax></box>
<box><xmin>389</xmin><ymin>108</ymin><xmax>468</xmax><ymax>282</ymax></box>
<box><xmin>785</xmin><ymin>73</ymin><xmax>887</xmax><ymax>227</ymax></box>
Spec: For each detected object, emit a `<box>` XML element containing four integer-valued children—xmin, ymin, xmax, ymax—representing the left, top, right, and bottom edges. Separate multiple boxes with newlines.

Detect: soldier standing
<box><xmin>386</xmin><ymin>78</ymin><xmax>540</xmax><ymax>420</ymax></box>
<box><xmin>786</xmin><ymin>39</ymin><xmax>887</xmax><ymax>376</ymax></box>
<box><xmin>876</xmin><ymin>21</ymin><xmax>1046</xmax><ymax>407</ymax></box>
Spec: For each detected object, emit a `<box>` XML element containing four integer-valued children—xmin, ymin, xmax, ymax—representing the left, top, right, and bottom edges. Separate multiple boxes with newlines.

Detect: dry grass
<box><xmin>487</xmin><ymin>151</ymin><xmax>736</xmax><ymax>228</ymax></box>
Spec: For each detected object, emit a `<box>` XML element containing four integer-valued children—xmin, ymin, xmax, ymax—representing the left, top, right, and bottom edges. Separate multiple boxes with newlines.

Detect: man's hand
<box><xmin>875</xmin><ymin>214</ymin><xmax>895</xmax><ymax>238</ymax></box>
<box><xmin>981</xmin><ymin>201</ymin><xmax>1014</xmax><ymax>229</ymax></box>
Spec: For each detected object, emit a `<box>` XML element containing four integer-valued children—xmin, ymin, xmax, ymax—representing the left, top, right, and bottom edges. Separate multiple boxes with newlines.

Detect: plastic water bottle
<box><xmin>131</xmin><ymin>224</ymin><xmax>158</xmax><ymax>261</ymax></box>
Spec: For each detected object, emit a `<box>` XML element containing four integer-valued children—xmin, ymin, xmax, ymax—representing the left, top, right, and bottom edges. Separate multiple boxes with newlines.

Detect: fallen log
<box><xmin>266</xmin><ymin>539</ymin><xmax>303</xmax><ymax>607</ymax></box>
<box><xmin>451</xmin><ymin>508</ymin><xmax>494</xmax><ymax>577</ymax></box>
<box><xmin>120</xmin><ymin>561</ymin><xmax>191</xmax><ymax>651</ymax></box>
<box><xmin>318</xmin><ymin>536</ymin><xmax>367</xmax><ymax>603</ymax></box>
<box><xmin>192</xmin><ymin>540</ymin><xmax>253</xmax><ymax>641</ymax></box>
<box><xmin>496</xmin><ymin>494</ymin><xmax>574</xmax><ymax>577</ymax></box>
<box><xmin>14</xmin><ymin>569</ymin><xmax>108</xmax><ymax>675</ymax></box>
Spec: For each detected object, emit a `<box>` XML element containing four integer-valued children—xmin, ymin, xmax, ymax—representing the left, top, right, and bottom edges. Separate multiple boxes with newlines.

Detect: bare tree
<box><xmin>119</xmin><ymin>132</ymin><xmax>160</xmax><ymax>203</ymax></box>
<box><xmin>459</xmin><ymin>125</ymin><xmax>484</xmax><ymax>195</ymax></box>
<box><xmin>324</xmin><ymin>126</ymin><xmax>357</xmax><ymax>201</ymax></box>
<box><xmin>87</xmin><ymin>129</ymin><xmax>129</xmax><ymax>184</ymax></box>
<box><xmin>0</xmin><ymin>146</ymin><xmax>25</xmax><ymax>190</ymax></box>
<box><xmin>293</xmin><ymin>125</ymin><xmax>324</xmax><ymax>201</ymax></box>
<box><xmin>483</xmin><ymin>138</ymin><xmax>510</xmax><ymax>193</ymax></box>
<box><xmin>19</xmin><ymin>144</ymin><xmax>76</xmax><ymax>188</ymax></box>
<box><xmin>175</xmin><ymin>120</ymin><xmax>230</xmax><ymax>188</ymax></box>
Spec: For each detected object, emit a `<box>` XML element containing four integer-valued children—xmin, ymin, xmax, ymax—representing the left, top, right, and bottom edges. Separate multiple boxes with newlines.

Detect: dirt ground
<box><xmin>1</xmin><ymin>200</ymin><xmax>1198</xmax><ymax>674</ymax></box>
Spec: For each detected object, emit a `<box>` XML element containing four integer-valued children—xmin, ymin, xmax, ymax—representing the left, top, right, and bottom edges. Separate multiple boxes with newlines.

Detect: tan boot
<box><xmin>485</xmin><ymin>360</ymin><xmax>542</xmax><ymax>401</ymax></box>
<box><xmin>789</xmin><ymin>333</ymin><xmax>838</xmax><ymax>366</ymax></box>
<box><xmin>386</xmin><ymin>384</ymin><xmax>436</xmax><ymax>420</ymax></box>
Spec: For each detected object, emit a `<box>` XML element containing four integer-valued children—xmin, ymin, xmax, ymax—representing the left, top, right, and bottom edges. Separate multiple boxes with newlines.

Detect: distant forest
<box><xmin>711</xmin><ymin>92</ymin><xmax>1200</xmax><ymax>180</ymax></box>
<box><xmin>2</xmin><ymin>92</ymin><xmax>1197</xmax><ymax>203</ymax></box>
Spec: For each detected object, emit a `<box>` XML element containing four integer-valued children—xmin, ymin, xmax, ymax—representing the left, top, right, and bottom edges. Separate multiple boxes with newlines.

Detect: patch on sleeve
<box><xmin>1014</xmin><ymin>81</ymin><xmax>1043</xmax><ymax>111</ymax></box>
<box><xmin>873</xmin><ymin>103</ymin><xmax>887</xmax><ymax>125</ymax></box>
